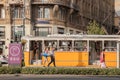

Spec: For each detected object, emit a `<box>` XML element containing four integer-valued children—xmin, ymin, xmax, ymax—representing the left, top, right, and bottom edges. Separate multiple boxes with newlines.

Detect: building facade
<box><xmin>114</xmin><ymin>12</ymin><xmax>120</xmax><ymax>34</ymax></box>
<box><xmin>0</xmin><ymin>0</ymin><xmax>115</xmax><ymax>55</ymax></box>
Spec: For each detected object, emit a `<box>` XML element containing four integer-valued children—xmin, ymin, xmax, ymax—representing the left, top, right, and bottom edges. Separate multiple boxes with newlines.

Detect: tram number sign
<box><xmin>8</xmin><ymin>43</ymin><xmax>22</xmax><ymax>65</ymax></box>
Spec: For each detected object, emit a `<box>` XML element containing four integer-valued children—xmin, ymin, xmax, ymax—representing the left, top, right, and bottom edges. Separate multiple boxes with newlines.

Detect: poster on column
<box><xmin>8</xmin><ymin>43</ymin><xmax>22</xmax><ymax>66</ymax></box>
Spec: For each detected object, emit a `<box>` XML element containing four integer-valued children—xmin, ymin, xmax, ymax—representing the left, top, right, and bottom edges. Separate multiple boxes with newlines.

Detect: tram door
<box><xmin>89</xmin><ymin>41</ymin><xmax>102</xmax><ymax>64</ymax></box>
<box><xmin>30</xmin><ymin>41</ymin><xmax>42</xmax><ymax>64</ymax></box>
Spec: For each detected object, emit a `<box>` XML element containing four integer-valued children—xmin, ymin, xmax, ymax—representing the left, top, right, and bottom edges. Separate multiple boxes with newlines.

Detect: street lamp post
<box><xmin>22</xmin><ymin>0</ymin><xmax>35</xmax><ymax>36</ymax></box>
<box><xmin>22</xmin><ymin>0</ymin><xmax>26</xmax><ymax>36</ymax></box>
<box><xmin>11</xmin><ymin>4</ymin><xmax>16</xmax><ymax>42</ymax></box>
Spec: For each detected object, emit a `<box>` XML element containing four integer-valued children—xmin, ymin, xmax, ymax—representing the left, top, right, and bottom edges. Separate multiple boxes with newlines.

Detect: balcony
<box><xmin>70</xmin><ymin>3</ymin><xmax>80</xmax><ymax>11</ymax></box>
<box><xmin>32</xmin><ymin>0</ymin><xmax>70</xmax><ymax>7</ymax></box>
<box><xmin>32</xmin><ymin>0</ymin><xmax>80</xmax><ymax>11</ymax></box>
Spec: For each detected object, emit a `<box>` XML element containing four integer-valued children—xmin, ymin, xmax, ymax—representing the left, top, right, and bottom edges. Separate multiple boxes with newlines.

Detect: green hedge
<box><xmin>0</xmin><ymin>67</ymin><xmax>120</xmax><ymax>75</ymax></box>
<box><xmin>0</xmin><ymin>67</ymin><xmax>21</xmax><ymax>74</ymax></box>
<box><xmin>20</xmin><ymin>67</ymin><xmax>120</xmax><ymax>75</ymax></box>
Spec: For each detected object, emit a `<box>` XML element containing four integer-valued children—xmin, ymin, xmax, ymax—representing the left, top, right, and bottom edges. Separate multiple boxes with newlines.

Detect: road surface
<box><xmin>0</xmin><ymin>75</ymin><xmax>120</xmax><ymax>80</ymax></box>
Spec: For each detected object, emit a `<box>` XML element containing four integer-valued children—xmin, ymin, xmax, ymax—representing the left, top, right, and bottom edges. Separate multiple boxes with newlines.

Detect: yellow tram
<box><xmin>21</xmin><ymin>34</ymin><xmax>120</xmax><ymax>68</ymax></box>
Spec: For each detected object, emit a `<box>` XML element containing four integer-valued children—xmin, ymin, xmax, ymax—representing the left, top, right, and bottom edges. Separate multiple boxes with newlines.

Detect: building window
<box><xmin>35</xmin><ymin>27</ymin><xmax>51</xmax><ymax>37</ymax></box>
<box><xmin>12</xmin><ymin>7</ymin><xmax>23</xmax><ymax>18</ymax></box>
<box><xmin>0</xmin><ymin>26</ymin><xmax>5</xmax><ymax>38</ymax></box>
<box><xmin>58</xmin><ymin>27</ymin><xmax>64</xmax><ymax>34</ymax></box>
<box><xmin>69</xmin><ymin>30</ymin><xmax>73</xmax><ymax>34</ymax></box>
<box><xmin>58</xmin><ymin>9</ymin><xmax>62</xmax><ymax>20</ymax></box>
<box><xmin>38</xmin><ymin>7</ymin><xmax>43</xmax><ymax>18</ymax></box>
<box><xmin>58</xmin><ymin>8</ymin><xmax>66</xmax><ymax>20</ymax></box>
<box><xmin>38</xmin><ymin>7</ymin><xmax>50</xmax><ymax>19</ymax></box>
<box><xmin>44</xmin><ymin>8</ymin><xmax>50</xmax><ymax>18</ymax></box>
<box><xmin>12</xmin><ymin>26</ymin><xmax>23</xmax><ymax>42</ymax></box>
<box><xmin>69</xmin><ymin>15</ymin><xmax>73</xmax><ymax>23</ymax></box>
<box><xmin>0</xmin><ymin>6</ymin><xmax>5</xmax><ymax>18</ymax></box>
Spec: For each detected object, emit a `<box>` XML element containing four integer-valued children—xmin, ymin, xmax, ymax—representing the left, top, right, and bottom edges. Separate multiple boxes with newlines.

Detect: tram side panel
<box><xmin>105</xmin><ymin>52</ymin><xmax>117</xmax><ymax>67</ymax></box>
<box><xmin>55</xmin><ymin>51</ymin><xmax>89</xmax><ymax>67</ymax></box>
<box><xmin>24</xmin><ymin>51</ymin><xmax>30</xmax><ymax>67</ymax></box>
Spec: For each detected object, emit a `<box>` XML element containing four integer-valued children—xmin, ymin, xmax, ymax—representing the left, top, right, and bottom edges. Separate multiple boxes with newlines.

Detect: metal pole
<box><xmin>12</xmin><ymin>5</ymin><xmax>16</xmax><ymax>42</ymax></box>
<box><xmin>117</xmin><ymin>41</ymin><xmax>120</xmax><ymax>68</ymax></box>
<box><xmin>23</xmin><ymin>0</ymin><xmax>25</xmax><ymax>36</ymax></box>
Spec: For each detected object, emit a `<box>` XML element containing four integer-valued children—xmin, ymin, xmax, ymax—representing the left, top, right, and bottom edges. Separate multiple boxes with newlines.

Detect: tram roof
<box><xmin>21</xmin><ymin>34</ymin><xmax>120</xmax><ymax>41</ymax></box>
<box><xmin>47</xmin><ymin>34</ymin><xmax>120</xmax><ymax>38</ymax></box>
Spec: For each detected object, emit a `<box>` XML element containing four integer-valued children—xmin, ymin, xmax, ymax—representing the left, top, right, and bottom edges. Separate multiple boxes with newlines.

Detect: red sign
<box><xmin>8</xmin><ymin>43</ymin><xmax>22</xmax><ymax>65</ymax></box>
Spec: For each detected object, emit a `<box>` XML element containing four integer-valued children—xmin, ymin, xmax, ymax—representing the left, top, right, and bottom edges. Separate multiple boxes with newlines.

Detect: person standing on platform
<box><xmin>100</xmin><ymin>49</ymin><xmax>106</xmax><ymax>68</ymax></box>
<box><xmin>42</xmin><ymin>47</ymin><xmax>49</xmax><ymax>67</ymax></box>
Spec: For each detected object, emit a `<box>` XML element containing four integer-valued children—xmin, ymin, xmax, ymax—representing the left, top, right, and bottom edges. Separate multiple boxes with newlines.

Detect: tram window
<box><xmin>30</xmin><ymin>41</ymin><xmax>39</xmax><ymax>50</ymax></box>
<box><xmin>74</xmin><ymin>41</ymin><xmax>87</xmax><ymax>51</ymax></box>
<box><xmin>0</xmin><ymin>48</ymin><xmax>2</xmax><ymax>55</ymax></box>
<box><xmin>44</xmin><ymin>41</ymin><xmax>57</xmax><ymax>50</ymax></box>
<box><xmin>59</xmin><ymin>41</ymin><xmax>72</xmax><ymax>51</ymax></box>
<box><xmin>104</xmin><ymin>41</ymin><xmax>117</xmax><ymax>51</ymax></box>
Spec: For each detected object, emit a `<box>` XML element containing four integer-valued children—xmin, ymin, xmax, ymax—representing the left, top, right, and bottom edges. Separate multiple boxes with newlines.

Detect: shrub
<box><xmin>1</xmin><ymin>67</ymin><xmax>120</xmax><ymax>75</ymax></box>
<box><xmin>0</xmin><ymin>67</ymin><xmax>21</xmax><ymax>74</ymax></box>
<box><xmin>21</xmin><ymin>67</ymin><xmax>120</xmax><ymax>75</ymax></box>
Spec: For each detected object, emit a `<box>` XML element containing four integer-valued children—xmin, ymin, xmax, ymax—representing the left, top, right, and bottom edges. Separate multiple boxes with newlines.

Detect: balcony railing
<box><xmin>32</xmin><ymin>0</ymin><xmax>80</xmax><ymax>11</ymax></box>
<box><xmin>32</xmin><ymin>0</ymin><xmax>70</xmax><ymax>7</ymax></box>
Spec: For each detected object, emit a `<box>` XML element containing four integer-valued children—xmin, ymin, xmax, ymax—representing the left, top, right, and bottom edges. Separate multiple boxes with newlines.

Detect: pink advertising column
<box><xmin>8</xmin><ymin>43</ymin><xmax>22</xmax><ymax>66</ymax></box>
